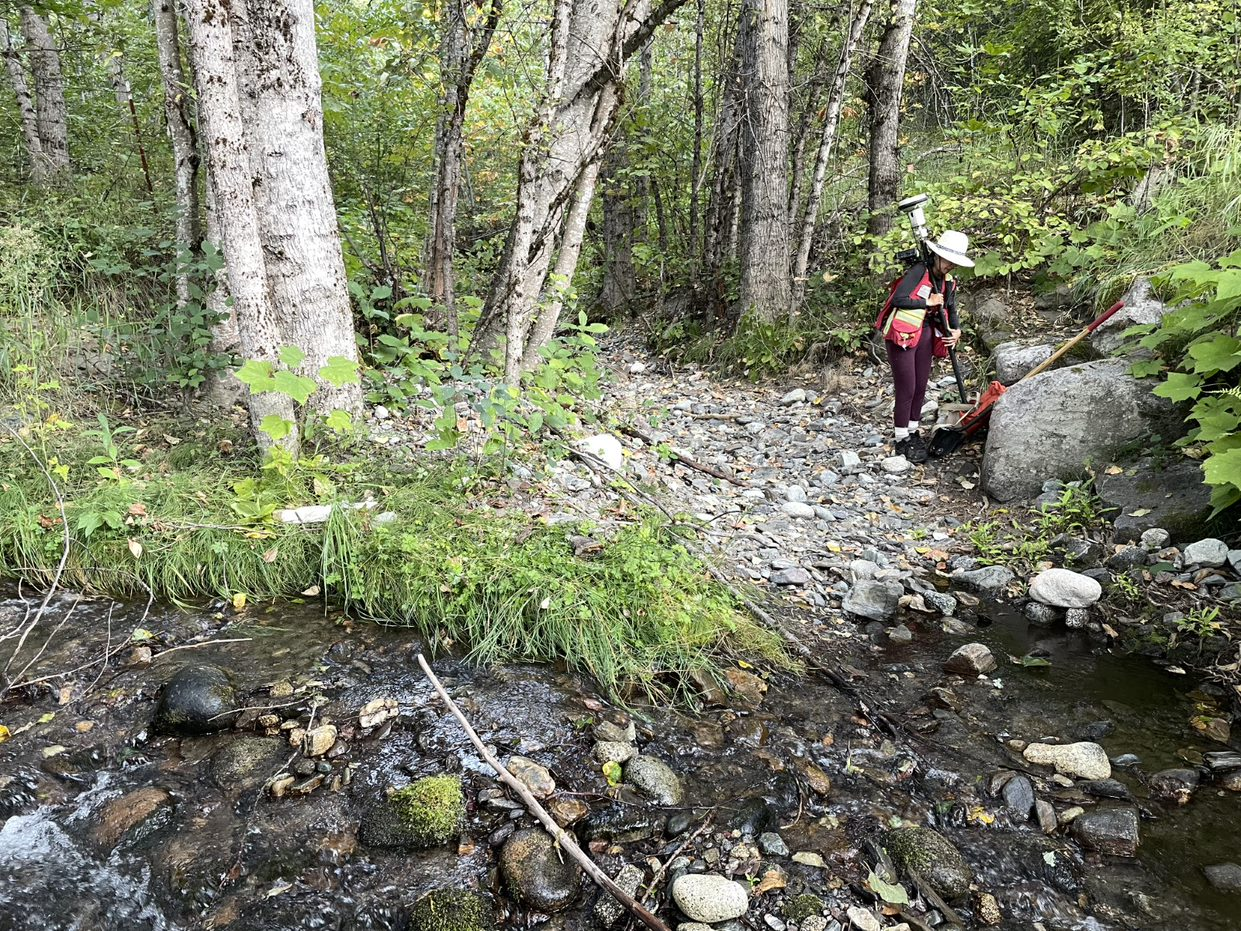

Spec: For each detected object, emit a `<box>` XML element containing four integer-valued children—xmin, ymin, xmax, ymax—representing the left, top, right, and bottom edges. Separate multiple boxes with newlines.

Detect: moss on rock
<box><xmin>781</xmin><ymin>894</ymin><xmax>825</xmax><ymax>921</ymax></box>
<box><xmin>392</xmin><ymin>775</ymin><xmax>465</xmax><ymax>845</ymax></box>
<box><xmin>410</xmin><ymin>890</ymin><xmax>494</xmax><ymax>931</ymax></box>
<box><xmin>882</xmin><ymin>826</ymin><xmax>974</xmax><ymax>900</ymax></box>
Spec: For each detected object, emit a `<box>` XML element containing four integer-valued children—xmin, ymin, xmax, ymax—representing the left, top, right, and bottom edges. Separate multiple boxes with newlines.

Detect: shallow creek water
<box><xmin>0</xmin><ymin>590</ymin><xmax>1237</xmax><ymax>931</ymax></box>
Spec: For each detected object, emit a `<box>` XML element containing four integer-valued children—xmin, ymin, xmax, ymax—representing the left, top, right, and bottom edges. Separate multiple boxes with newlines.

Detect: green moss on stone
<box><xmin>882</xmin><ymin>826</ymin><xmax>973</xmax><ymax>900</ymax></box>
<box><xmin>391</xmin><ymin>775</ymin><xmax>465</xmax><ymax>846</ymax></box>
<box><xmin>410</xmin><ymin>890</ymin><xmax>494</xmax><ymax>931</ymax></box>
<box><xmin>782</xmin><ymin>894</ymin><xmax>825</xmax><ymax>921</ymax></box>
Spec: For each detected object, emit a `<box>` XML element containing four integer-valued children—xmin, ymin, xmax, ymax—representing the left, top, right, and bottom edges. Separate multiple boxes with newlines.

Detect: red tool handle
<box><xmin>1086</xmin><ymin>300</ymin><xmax>1125</xmax><ymax>333</ymax></box>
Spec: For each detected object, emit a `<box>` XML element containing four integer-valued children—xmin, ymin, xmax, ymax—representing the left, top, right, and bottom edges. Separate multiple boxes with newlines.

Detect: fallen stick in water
<box><xmin>416</xmin><ymin>654</ymin><xmax>672</xmax><ymax>931</ymax></box>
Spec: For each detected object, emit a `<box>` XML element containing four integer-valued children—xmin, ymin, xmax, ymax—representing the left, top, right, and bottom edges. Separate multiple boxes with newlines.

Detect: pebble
<box><xmin>594</xmin><ymin>741</ymin><xmax>637</xmax><ymax>765</ymax></box>
<box><xmin>782</xmin><ymin>501</ymin><xmax>816</xmax><ymax>520</ymax></box>
<box><xmin>671</xmin><ymin>874</ymin><xmax>749</xmax><ymax>923</ymax></box>
<box><xmin>881</xmin><ymin>456</ymin><xmax>911</xmax><ymax>474</ymax></box>
<box><xmin>944</xmin><ymin>642</ymin><xmax>997</xmax><ymax>676</ymax></box>
<box><xmin>1023</xmin><ymin>741</ymin><xmax>1111</xmax><ymax>780</ymax></box>
<box><xmin>1182</xmin><ymin>538</ymin><xmax>1228</xmax><ymax>567</ymax></box>
<box><xmin>846</xmin><ymin>906</ymin><xmax>881</xmax><ymax>931</ymax></box>
<box><xmin>304</xmin><ymin>724</ymin><xmax>338</xmax><ymax>758</ymax></box>
<box><xmin>624</xmin><ymin>755</ymin><xmax>684</xmax><ymax>805</ymax></box>
<box><xmin>779</xmin><ymin>388</ymin><xmax>807</xmax><ymax>406</ymax></box>
<box><xmin>1141</xmin><ymin>528</ymin><xmax>1171</xmax><ymax>549</ymax></box>
<box><xmin>507</xmin><ymin>756</ymin><xmax>555</xmax><ymax>798</ymax></box>
<box><xmin>758</xmin><ymin>832</ymin><xmax>790</xmax><ymax>857</ymax></box>
<box><xmin>791</xmin><ymin>851</ymin><xmax>826</xmax><ymax>868</ymax></box>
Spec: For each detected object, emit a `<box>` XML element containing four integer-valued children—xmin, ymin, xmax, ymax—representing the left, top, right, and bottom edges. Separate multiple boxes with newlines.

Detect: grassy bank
<box><xmin>0</xmin><ymin>415</ymin><xmax>792</xmax><ymax>700</ymax></box>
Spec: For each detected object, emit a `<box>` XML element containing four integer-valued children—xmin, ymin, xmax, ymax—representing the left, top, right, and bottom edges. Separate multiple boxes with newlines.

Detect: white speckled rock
<box><xmin>1023</xmin><ymin>741</ymin><xmax>1111</xmax><ymax>780</ymax></box>
<box><xmin>671</xmin><ymin>874</ymin><xmax>749</xmax><ymax>923</ymax></box>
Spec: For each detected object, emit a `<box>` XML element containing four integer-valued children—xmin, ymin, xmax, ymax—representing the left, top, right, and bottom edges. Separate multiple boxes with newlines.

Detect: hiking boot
<box><xmin>898</xmin><ymin>436</ymin><xmax>928</xmax><ymax>466</ymax></box>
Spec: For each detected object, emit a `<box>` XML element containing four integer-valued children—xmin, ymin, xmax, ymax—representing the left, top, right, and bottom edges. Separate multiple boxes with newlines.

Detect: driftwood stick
<box><xmin>416</xmin><ymin>654</ymin><xmax>672</xmax><ymax>931</ymax></box>
<box><xmin>619</xmin><ymin>423</ymin><xmax>744</xmax><ymax>486</ymax></box>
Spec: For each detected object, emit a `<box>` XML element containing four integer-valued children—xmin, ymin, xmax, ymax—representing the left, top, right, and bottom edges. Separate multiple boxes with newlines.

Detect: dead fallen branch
<box><xmin>416</xmin><ymin>653</ymin><xmax>672</xmax><ymax>931</ymax></box>
<box><xmin>619</xmin><ymin>422</ymin><xmax>745</xmax><ymax>486</ymax></box>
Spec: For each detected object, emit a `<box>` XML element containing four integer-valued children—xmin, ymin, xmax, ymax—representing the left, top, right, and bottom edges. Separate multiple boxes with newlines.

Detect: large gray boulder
<box><xmin>969</xmin><ymin>293</ymin><xmax>1015</xmax><ymax>352</ymax></box>
<box><xmin>1096</xmin><ymin>457</ymin><xmax>1213</xmax><ymax>545</ymax></box>
<box><xmin>981</xmin><ymin>360</ymin><xmax>1183</xmax><ymax>502</ymax></box>
<box><xmin>994</xmin><ymin>342</ymin><xmax>1054</xmax><ymax>385</ymax></box>
<box><xmin>1090</xmin><ymin>278</ymin><xmax>1172</xmax><ymax>356</ymax></box>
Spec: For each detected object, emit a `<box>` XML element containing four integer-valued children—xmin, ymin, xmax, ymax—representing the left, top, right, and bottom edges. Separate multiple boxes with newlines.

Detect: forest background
<box><xmin>0</xmin><ymin>0</ymin><xmax>1238</xmax><ymax>694</ymax></box>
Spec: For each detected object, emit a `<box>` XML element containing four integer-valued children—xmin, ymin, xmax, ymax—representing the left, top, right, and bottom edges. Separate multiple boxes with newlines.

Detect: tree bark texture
<box><xmin>792</xmin><ymin>0</ymin><xmax>874</xmax><ymax>296</ymax></box>
<box><xmin>233</xmin><ymin>0</ymin><xmax>363</xmax><ymax>417</ymax></box>
<box><xmin>687</xmin><ymin>0</ymin><xmax>706</xmax><ymax>263</ymax></box>
<box><xmin>702</xmin><ymin>14</ymin><xmax>745</xmax><ymax>320</ymax></box>
<box><xmin>427</xmin><ymin>0</ymin><xmax>502</xmax><ymax>338</ymax></box>
<box><xmin>599</xmin><ymin>143</ymin><xmax>636</xmax><ymax>317</ymax></box>
<box><xmin>737</xmin><ymin>0</ymin><xmax>791</xmax><ymax>323</ymax></box>
<box><xmin>0</xmin><ymin>15</ymin><xmax>45</xmax><ymax>180</ymax></box>
<box><xmin>866</xmin><ymin>0</ymin><xmax>916</xmax><ymax>238</ymax></box>
<box><xmin>153</xmin><ymin>0</ymin><xmax>202</xmax><ymax>310</ymax></box>
<box><xmin>18</xmin><ymin>5</ymin><xmax>69</xmax><ymax>176</ymax></box>
<box><xmin>183</xmin><ymin>0</ymin><xmax>296</xmax><ymax>449</ymax></box>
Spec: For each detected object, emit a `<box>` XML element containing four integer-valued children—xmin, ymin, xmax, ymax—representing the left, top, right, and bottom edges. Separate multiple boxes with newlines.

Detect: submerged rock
<box><xmin>624</xmin><ymin>755</ymin><xmax>684</xmax><ymax>805</ymax></box>
<box><xmin>1023</xmin><ymin>742</ymin><xmax>1111</xmax><ymax>780</ymax></box>
<box><xmin>89</xmin><ymin>787</ymin><xmax>173</xmax><ymax>850</ymax></box>
<box><xmin>151</xmin><ymin>664</ymin><xmax>239</xmax><ymax>735</ymax></box>
<box><xmin>210</xmin><ymin>737</ymin><xmax>286</xmax><ymax>791</ymax></box>
<box><xmin>1071</xmin><ymin>807</ymin><xmax>1139</xmax><ymax>856</ymax></box>
<box><xmin>360</xmin><ymin>775</ymin><xmax>464</xmax><ymax>849</ymax></box>
<box><xmin>500</xmin><ymin>828</ymin><xmax>582</xmax><ymax>912</ymax></box>
<box><xmin>595</xmin><ymin>864</ymin><xmax>645</xmax><ymax>927</ymax></box>
<box><xmin>1202</xmin><ymin>863</ymin><xmax>1241</xmax><ymax>893</ymax></box>
<box><xmin>1149</xmin><ymin>768</ymin><xmax>1199</xmax><ymax>805</ymax></box>
<box><xmin>409</xmin><ymin>890</ymin><xmax>495</xmax><ymax>931</ymax></box>
<box><xmin>881</xmin><ymin>826</ymin><xmax>974</xmax><ymax>899</ymax></box>
<box><xmin>671</xmin><ymin>873</ymin><xmax>749</xmax><ymax>923</ymax></box>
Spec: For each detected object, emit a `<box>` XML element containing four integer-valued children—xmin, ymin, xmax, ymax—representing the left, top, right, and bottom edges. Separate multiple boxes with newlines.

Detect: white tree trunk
<box><xmin>0</xmin><ymin>15</ymin><xmax>46</xmax><ymax>181</ymax></box>
<box><xmin>230</xmin><ymin>0</ymin><xmax>361</xmax><ymax>417</ymax></box>
<box><xmin>520</xmin><ymin>158</ymin><xmax>602</xmax><ymax>370</ymax></box>
<box><xmin>737</xmin><ymin>0</ymin><xmax>791</xmax><ymax>322</ymax></box>
<box><xmin>792</xmin><ymin>0</ymin><xmax>874</xmax><ymax>296</ymax></box>
<box><xmin>152</xmin><ymin>0</ymin><xmax>201</xmax><ymax>311</ymax></box>
<box><xmin>19</xmin><ymin>5</ymin><xmax>69</xmax><ymax>176</ymax></box>
<box><xmin>184</xmin><ymin>0</ymin><xmax>296</xmax><ymax>451</ymax></box>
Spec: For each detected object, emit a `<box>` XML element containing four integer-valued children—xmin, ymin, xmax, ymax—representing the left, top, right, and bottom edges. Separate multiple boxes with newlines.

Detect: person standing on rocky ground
<box><xmin>876</xmin><ymin>230</ymin><xmax>973</xmax><ymax>463</ymax></box>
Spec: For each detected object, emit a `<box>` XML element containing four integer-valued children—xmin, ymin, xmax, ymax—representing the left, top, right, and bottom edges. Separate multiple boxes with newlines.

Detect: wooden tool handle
<box><xmin>1023</xmin><ymin>300</ymin><xmax>1126</xmax><ymax>381</ymax></box>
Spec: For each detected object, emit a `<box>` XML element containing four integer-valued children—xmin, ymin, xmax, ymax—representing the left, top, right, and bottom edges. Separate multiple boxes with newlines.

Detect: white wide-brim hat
<box><xmin>927</xmin><ymin>230</ymin><xmax>974</xmax><ymax>268</ymax></box>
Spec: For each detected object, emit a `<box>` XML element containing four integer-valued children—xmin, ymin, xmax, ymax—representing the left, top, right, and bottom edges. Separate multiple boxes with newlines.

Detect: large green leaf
<box><xmin>235</xmin><ymin>360</ymin><xmax>275</xmax><ymax>392</ymax></box>
<box><xmin>279</xmin><ymin>345</ymin><xmax>307</xmax><ymax>369</ymax></box>
<box><xmin>1153</xmin><ymin>372</ymin><xmax>1202</xmax><ymax>402</ymax></box>
<box><xmin>259</xmin><ymin>415</ymin><xmax>293</xmax><ymax>442</ymax></box>
<box><xmin>1188</xmin><ymin>335</ymin><xmax>1241</xmax><ymax>375</ymax></box>
<box><xmin>271</xmin><ymin>370</ymin><xmax>318</xmax><ymax>405</ymax></box>
<box><xmin>320</xmin><ymin>356</ymin><xmax>362</xmax><ymax>387</ymax></box>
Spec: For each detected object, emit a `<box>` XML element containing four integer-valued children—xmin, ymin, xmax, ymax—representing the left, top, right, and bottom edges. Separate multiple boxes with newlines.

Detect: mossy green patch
<box><xmin>409</xmin><ymin>890</ymin><xmax>494</xmax><ymax>931</ymax></box>
<box><xmin>882</xmin><ymin>826</ymin><xmax>974</xmax><ymax>900</ymax></box>
<box><xmin>391</xmin><ymin>775</ymin><xmax>465</xmax><ymax>846</ymax></box>
<box><xmin>782</xmin><ymin>894</ymin><xmax>825</xmax><ymax>921</ymax></box>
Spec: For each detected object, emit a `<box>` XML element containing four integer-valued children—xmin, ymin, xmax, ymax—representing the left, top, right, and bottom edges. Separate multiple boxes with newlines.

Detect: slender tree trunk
<box><xmin>183</xmin><ymin>0</ymin><xmax>296</xmax><ymax>450</ymax></box>
<box><xmin>428</xmin><ymin>0</ymin><xmax>502</xmax><ymax>338</ymax></box>
<box><xmin>153</xmin><ymin>0</ymin><xmax>202</xmax><ymax>311</ymax></box>
<box><xmin>0</xmin><ymin>16</ymin><xmax>46</xmax><ymax>180</ymax></box>
<box><xmin>19</xmin><ymin>5</ymin><xmax>69</xmax><ymax>176</ymax></box>
<box><xmin>865</xmin><ymin>0</ymin><xmax>916</xmax><ymax>238</ymax></box>
<box><xmin>792</xmin><ymin>0</ymin><xmax>873</xmax><ymax>297</ymax></box>
<box><xmin>737</xmin><ymin>0</ymin><xmax>791</xmax><ymax>323</ymax></box>
<box><xmin>687</xmin><ymin>0</ymin><xmax>705</xmax><ymax>264</ymax></box>
<box><xmin>520</xmin><ymin>160</ymin><xmax>601</xmax><ymax>368</ymax></box>
<box><xmin>599</xmin><ymin>144</ymin><xmax>636</xmax><ymax>316</ymax></box>
<box><xmin>703</xmin><ymin>13</ymin><xmax>745</xmax><ymax>318</ymax></box>
<box><xmin>233</xmin><ymin>0</ymin><xmax>362</xmax><ymax>417</ymax></box>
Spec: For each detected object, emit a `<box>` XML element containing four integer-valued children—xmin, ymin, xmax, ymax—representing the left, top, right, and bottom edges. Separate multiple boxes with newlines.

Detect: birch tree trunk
<box><xmin>233</xmin><ymin>0</ymin><xmax>362</xmax><ymax>418</ymax></box>
<box><xmin>427</xmin><ymin>0</ymin><xmax>502</xmax><ymax>338</ymax></box>
<box><xmin>183</xmin><ymin>0</ymin><xmax>296</xmax><ymax>450</ymax></box>
<box><xmin>520</xmin><ymin>160</ymin><xmax>601</xmax><ymax>369</ymax></box>
<box><xmin>153</xmin><ymin>0</ymin><xmax>201</xmax><ymax>311</ymax></box>
<box><xmin>737</xmin><ymin>0</ymin><xmax>791</xmax><ymax>323</ymax></box>
<box><xmin>470</xmin><ymin>0</ymin><xmax>684</xmax><ymax>382</ymax></box>
<box><xmin>19</xmin><ymin>5</ymin><xmax>69</xmax><ymax>177</ymax></box>
<box><xmin>0</xmin><ymin>16</ymin><xmax>46</xmax><ymax>181</ymax></box>
<box><xmin>792</xmin><ymin>0</ymin><xmax>873</xmax><ymax>297</ymax></box>
<box><xmin>866</xmin><ymin>0</ymin><xmax>917</xmax><ymax>238</ymax></box>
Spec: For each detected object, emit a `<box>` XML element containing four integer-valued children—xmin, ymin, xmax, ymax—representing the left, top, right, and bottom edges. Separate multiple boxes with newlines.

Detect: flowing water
<box><xmin>0</xmin><ymin>590</ymin><xmax>1237</xmax><ymax>930</ymax></box>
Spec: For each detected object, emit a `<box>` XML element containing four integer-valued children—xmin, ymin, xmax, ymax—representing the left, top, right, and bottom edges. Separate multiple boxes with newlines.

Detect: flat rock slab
<box><xmin>1071</xmin><ymin>807</ymin><xmax>1140</xmax><ymax>857</ymax></box>
<box><xmin>1096</xmin><ymin>458</ymin><xmax>1212</xmax><ymax>545</ymax></box>
<box><xmin>1023</xmin><ymin>741</ymin><xmax>1111</xmax><ymax>780</ymax></box>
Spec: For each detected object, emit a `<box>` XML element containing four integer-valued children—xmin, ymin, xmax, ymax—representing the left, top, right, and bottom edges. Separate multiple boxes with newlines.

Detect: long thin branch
<box><xmin>416</xmin><ymin>653</ymin><xmax>672</xmax><ymax>931</ymax></box>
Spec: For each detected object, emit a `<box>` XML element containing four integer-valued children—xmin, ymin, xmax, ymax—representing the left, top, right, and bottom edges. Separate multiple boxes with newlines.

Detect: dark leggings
<box><xmin>886</xmin><ymin>330</ymin><xmax>934</xmax><ymax>428</ymax></box>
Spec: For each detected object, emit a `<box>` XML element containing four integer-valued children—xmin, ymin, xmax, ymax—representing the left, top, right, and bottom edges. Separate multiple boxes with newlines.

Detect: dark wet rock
<box><xmin>887</xmin><ymin>623</ymin><xmax>913</xmax><ymax>645</ymax></box>
<box><xmin>1002</xmin><ymin>774</ymin><xmax>1036</xmax><ymax>818</ymax></box>
<box><xmin>1079</xmin><ymin>720</ymin><xmax>1115</xmax><ymax>741</ymax></box>
<box><xmin>1202</xmin><ymin>863</ymin><xmax>1241</xmax><ymax>893</ymax></box>
<box><xmin>943</xmin><ymin>642</ymin><xmax>996</xmax><ymax>676</ymax></box>
<box><xmin>671</xmin><ymin>873</ymin><xmax>749</xmax><ymax>923</ymax></box>
<box><xmin>1105</xmin><ymin>546</ymin><xmax>1147</xmax><ymax>573</ymax></box>
<box><xmin>594</xmin><ymin>719</ymin><xmax>636</xmax><ymax>744</ymax></box>
<box><xmin>1149</xmin><ymin>768</ymin><xmax>1199</xmax><ymax>804</ymax></box>
<box><xmin>730</xmin><ymin>797</ymin><xmax>777</xmax><ymax>835</ymax></box>
<box><xmin>926</xmin><ymin>686</ymin><xmax>963</xmax><ymax>711</ymax></box>
<box><xmin>595</xmin><ymin>864</ymin><xmax>645</xmax><ymax>928</ymax></box>
<box><xmin>624</xmin><ymin>755</ymin><xmax>684</xmax><ymax>805</ymax></box>
<box><xmin>1064</xmin><ymin>607</ymin><xmax>1089</xmax><ymax>628</ymax></box>
<box><xmin>1050</xmin><ymin>534</ymin><xmax>1103</xmax><ymax>568</ymax></box>
<box><xmin>1111</xmin><ymin>753</ymin><xmax>1142</xmax><ymax>768</ymax></box>
<box><xmin>583</xmin><ymin>806</ymin><xmax>666</xmax><ymax>843</ymax></box>
<box><xmin>89</xmin><ymin>787</ymin><xmax>173</xmax><ymax>850</ymax></box>
<box><xmin>881</xmin><ymin>826</ymin><xmax>974</xmax><ymax>900</ymax></box>
<box><xmin>1071</xmin><ymin>807</ymin><xmax>1140</xmax><ymax>856</ymax></box>
<box><xmin>842</xmin><ymin>579</ymin><xmax>903</xmax><ymax>621</ymax></box>
<box><xmin>952</xmin><ymin>565</ymin><xmax>1015</xmax><ymax>594</ymax></box>
<box><xmin>151</xmin><ymin>664</ymin><xmax>239</xmax><ymax>735</ymax></box>
<box><xmin>410</xmin><ymin>890</ymin><xmax>495</xmax><ymax>931</ymax></box>
<box><xmin>758</xmin><ymin>831</ymin><xmax>789</xmax><ymax>857</ymax></box>
<box><xmin>500</xmin><ymin>828</ymin><xmax>582</xmax><ymax>912</ymax></box>
<box><xmin>982</xmin><ymin>360</ymin><xmax>1184</xmax><ymax>502</ymax></box>
<box><xmin>1025</xmin><ymin>601</ymin><xmax>1062</xmax><ymax>625</ymax></box>
<box><xmin>210</xmin><ymin>737</ymin><xmax>285</xmax><ymax>791</ymax></box>
<box><xmin>359</xmin><ymin>775</ymin><xmax>464</xmax><ymax>849</ymax></box>
<box><xmin>923</xmin><ymin>591</ymin><xmax>957</xmax><ymax>615</ymax></box>
<box><xmin>1035</xmin><ymin>800</ymin><xmax>1057</xmax><ymax>833</ymax></box>
<box><xmin>1204</xmin><ymin>752</ymin><xmax>1241</xmax><ymax>773</ymax></box>
<box><xmin>1097</xmin><ymin>458</ymin><xmax>1212</xmax><ymax>545</ymax></box>
<box><xmin>1080</xmin><ymin>779</ymin><xmax>1133</xmax><ymax>801</ymax></box>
